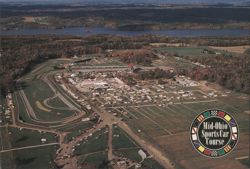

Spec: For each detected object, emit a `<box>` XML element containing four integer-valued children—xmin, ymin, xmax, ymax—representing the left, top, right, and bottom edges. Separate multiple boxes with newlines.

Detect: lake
<box><xmin>0</xmin><ymin>27</ymin><xmax>249</xmax><ymax>37</ymax></box>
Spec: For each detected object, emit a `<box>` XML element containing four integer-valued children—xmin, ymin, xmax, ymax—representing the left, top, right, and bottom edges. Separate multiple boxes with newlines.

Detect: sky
<box><xmin>0</xmin><ymin>0</ymin><xmax>249</xmax><ymax>5</ymax></box>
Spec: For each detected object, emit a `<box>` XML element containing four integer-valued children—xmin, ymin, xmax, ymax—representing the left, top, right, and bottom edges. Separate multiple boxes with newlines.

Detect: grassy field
<box><xmin>122</xmin><ymin>92</ymin><xmax>249</xmax><ymax>169</ymax></box>
<box><xmin>12</xmin><ymin>92</ymin><xmax>63</xmax><ymax>127</ymax></box>
<box><xmin>73</xmin><ymin>127</ymin><xmax>109</xmax><ymax>169</ymax></box>
<box><xmin>74</xmin><ymin>127</ymin><xmax>108</xmax><ymax>155</ymax></box>
<box><xmin>156</xmin><ymin>46</ymin><xmax>234</xmax><ymax>57</ymax></box>
<box><xmin>237</xmin><ymin>158</ymin><xmax>250</xmax><ymax>168</ymax></box>
<box><xmin>1</xmin><ymin>142</ymin><xmax>58</xmax><ymax>169</ymax></box>
<box><xmin>47</xmin><ymin>96</ymin><xmax>71</xmax><ymax>109</ymax></box>
<box><xmin>0</xmin><ymin>126</ymin><xmax>12</xmax><ymax>151</ymax></box>
<box><xmin>79</xmin><ymin>151</ymin><xmax>109</xmax><ymax>169</ymax></box>
<box><xmin>112</xmin><ymin>125</ymin><xmax>142</xmax><ymax>162</ymax></box>
<box><xmin>142</xmin><ymin>158</ymin><xmax>165</xmax><ymax>169</ymax></box>
<box><xmin>112</xmin><ymin>125</ymin><xmax>164</xmax><ymax>168</ymax></box>
<box><xmin>153</xmin><ymin>46</ymin><xmax>236</xmax><ymax>70</ymax></box>
<box><xmin>23</xmin><ymin>79</ymin><xmax>75</xmax><ymax>122</ymax></box>
<box><xmin>12</xmin><ymin>145</ymin><xmax>58</xmax><ymax>169</ymax></box>
<box><xmin>62</xmin><ymin>122</ymin><xmax>94</xmax><ymax>143</ymax></box>
<box><xmin>112</xmin><ymin>125</ymin><xmax>138</xmax><ymax>149</ymax></box>
<box><xmin>0</xmin><ymin>118</ymin><xmax>14</xmax><ymax>167</ymax></box>
<box><xmin>124</xmin><ymin>93</ymin><xmax>249</xmax><ymax>136</ymax></box>
<box><xmin>7</xmin><ymin>127</ymin><xmax>57</xmax><ymax>148</ymax></box>
<box><xmin>156</xmin><ymin>47</ymin><xmax>206</xmax><ymax>56</ymax></box>
<box><xmin>114</xmin><ymin>148</ymin><xmax>142</xmax><ymax>162</ymax></box>
<box><xmin>0</xmin><ymin>151</ymin><xmax>16</xmax><ymax>169</ymax></box>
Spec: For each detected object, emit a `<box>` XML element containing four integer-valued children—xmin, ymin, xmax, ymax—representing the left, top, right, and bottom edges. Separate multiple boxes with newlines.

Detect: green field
<box><xmin>114</xmin><ymin>148</ymin><xmax>142</xmax><ymax>162</ymax></box>
<box><xmin>112</xmin><ymin>125</ymin><xmax>164</xmax><ymax>169</ymax></box>
<box><xmin>23</xmin><ymin>79</ymin><xmax>75</xmax><ymax>121</ymax></box>
<box><xmin>61</xmin><ymin>121</ymin><xmax>94</xmax><ymax>143</ymax></box>
<box><xmin>47</xmin><ymin>96</ymin><xmax>71</xmax><ymax>110</ymax></box>
<box><xmin>15</xmin><ymin>145</ymin><xmax>57</xmax><ymax>169</ymax></box>
<box><xmin>0</xmin><ymin>126</ymin><xmax>12</xmax><ymax>151</ymax></box>
<box><xmin>112</xmin><ymin>125</ymin><xmax>141</xmax><ymax>162</ymax></box>
<box><xmin>154</xmin><ymin>46</ymin><xmax>236</xmax><ymax>70</ymax></box>
<box><xmin>112</xmin><ymin>125</ymin><xmax>138</xmax><ymax>149</ymax></box>
<box><xmin>142</xmin><ymin>158</ymin><xmax>165</xmax><ymax>169</ymax></box>
<box><xmin>0</xmin><ymin>151</ymin><xmax>15</xmax><ymax>169</ymax></box>
<box><xmin>238</xmin><ymin>158</ymin><xmax>250</xmax><ymax>168</ymax></box>
<box><xmin>6</xmin><ymin>127</ymin><xmax>57</xmax><ymax>148</ymax></box>
<box><xmin>12</xmin><ymin>92</ymin><xmax>63</xmax><ymax>127</ymax></box>
<box><xmin>74</xmin><ymin>127</ymin><xmax>109</xmax><ymax>168</ymax></box>
<box><xmin>1</xmin><ymin>145</ymin><xmax>58</xmax><ymax>169</ymax></box>
<box><xmin>74</xmin><ymin>127</ymin><xmax>108</xmax><ymax>155</ymax></box>
<box><xmin>79</xmin><ymin>151</ymin><xmax>109</xmax><ymax>169</ymax></box>
<box><xmin>157</xmin><ymin>47</ymin><xmax>206</xmax><ymax>56</ymax></box>
<box><xmin>121</xmin><ymin>93</ymin><xmax>249</xmax><ymax>169</ymax></box>
<box><xmin>124</xmin><ymin>94</ymin><xmax>249</xmax><ymax>138</ymax></box>
<box><xmin>156</xmin><ymin>46</ymin><xmax>234</xmax><ymax>57</ymax></box>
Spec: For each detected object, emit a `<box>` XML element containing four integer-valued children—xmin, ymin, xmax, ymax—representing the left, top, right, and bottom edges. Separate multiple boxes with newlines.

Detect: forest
<box><xmin>1</xmin><ymin>35</ymin><xmax>249</xmax><ymax>94</ymax></box>
<box><xmin>174</xmin><ymin>50</ymin><xmax>250</xmax><ymax>94</ymax></box>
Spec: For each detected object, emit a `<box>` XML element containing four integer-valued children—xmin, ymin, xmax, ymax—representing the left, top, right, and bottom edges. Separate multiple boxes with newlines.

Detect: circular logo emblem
<box><xmin>190</xmin><ymin>109</ymin><xmax>239</xmax><ymax>158</ymax></box>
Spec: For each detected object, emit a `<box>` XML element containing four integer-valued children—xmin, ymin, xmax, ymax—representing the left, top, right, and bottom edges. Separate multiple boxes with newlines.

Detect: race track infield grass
<box><xmin>47</xmin><ymin>96</ymin><xmax>71</xmax><ymax>109</ymax></box>
<box><xmin>12</xmin><ymin>92</ymin><xmax>63</xmax><ymax>127</ymax></box>
<box><xmin>23</xmin><ymin>79</ymin><xmax>76</xmax><ymax>122</ymax></box>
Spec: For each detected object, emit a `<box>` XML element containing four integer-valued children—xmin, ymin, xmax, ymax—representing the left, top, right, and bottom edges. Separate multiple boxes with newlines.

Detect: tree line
<box><xmin>175</xmin><ymin>51</ymin><xmax>250</xmax><ymax>94</ymax></box>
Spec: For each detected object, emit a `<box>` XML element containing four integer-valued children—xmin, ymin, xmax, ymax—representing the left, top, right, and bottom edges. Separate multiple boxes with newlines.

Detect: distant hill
<box><xmin>0</xmin><ymin>0</ymin><xmax>249</xmax><ymax>6</ymax></box>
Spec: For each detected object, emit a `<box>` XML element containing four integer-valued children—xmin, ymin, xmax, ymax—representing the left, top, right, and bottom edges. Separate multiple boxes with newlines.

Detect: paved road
<box><xmin>43</xmin><ymin>74</ymin><xmax>81</xmax><ymax>112</ymax></box>
<box><xmin>18</xmin><ymin>88</ymin><xmax>37</xmax><ymax>120</ymax></box>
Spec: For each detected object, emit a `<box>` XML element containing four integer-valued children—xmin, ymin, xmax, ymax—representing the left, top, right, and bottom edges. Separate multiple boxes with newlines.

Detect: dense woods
<box><xmin>108</xmin><ymin>49</ymin><xmax>157</xmax><ymax>66</ymax></box>
<box><xmin>1</xmin><ymin>35</ymin><xmax>249</xmax><ymax>94</ymax></box>
<box><xmin>136</xmin><ymin>68</ymin><xmax>175</xmax><ymax>80</ymax></box>
<box><xmin>175</xmin><ymin>51</ymin><xmax>250</xmax><ymax>94</ymax></box>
